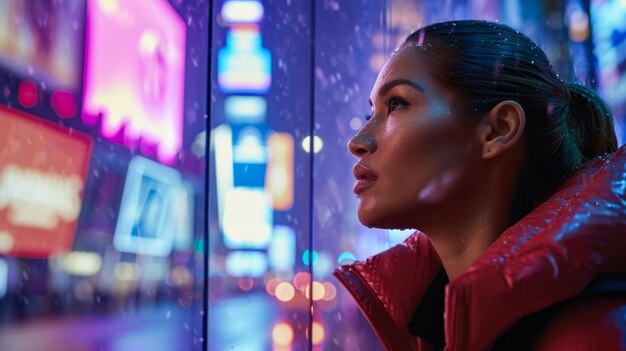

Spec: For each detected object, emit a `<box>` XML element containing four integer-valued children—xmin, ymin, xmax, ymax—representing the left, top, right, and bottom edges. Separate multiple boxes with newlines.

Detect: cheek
<box><xmin>411</xmin><ymin>129</ymin><xmax>477</xmax><ymax>203</ymax></box>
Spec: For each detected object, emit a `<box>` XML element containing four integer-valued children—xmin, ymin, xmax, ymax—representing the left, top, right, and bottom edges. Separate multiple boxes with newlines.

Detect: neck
<box><xmin>427</xmin><ymin>213</ymin><xmax>507</xmax><ymax>280</ymax></box>
<box><xmin>420</xmin><ymin>162</ymin><xmax>518</xmax><ymax>281</ymax></box>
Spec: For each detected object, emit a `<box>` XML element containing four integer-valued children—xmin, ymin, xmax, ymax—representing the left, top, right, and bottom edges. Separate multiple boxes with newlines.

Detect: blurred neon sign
<box><xmin>113</xmin><ymin>156</ymin><xmax>181</xmax><ymax>257</ymax></box>
<box><xmin>0</xmin><ymin>165</ymin><xmax>83</xmax><ymax>229</ymax></box>
<box><xmin>83</xmin><ymin>0</ymin><xmax>186</xmax><ymax>164</ymax></box>
<box><xmin>224</xmin><ymin>95</ymin><xmax>267</xmax><ymax>124</ymax></box>
<box><xmin>268</xmin><ymin>226</ymin><xmax>296</xmax><ymax>270</ymax></box>
<box><xmin>223</xmin><ymin>187</ymin><xmax>273</xmax><ymax>249</ymax></box>
<box><xmin>0</xmin><ymin>106</ymin><xmax>92</xmax><ymax>258</ymax></box>
<box><xmin>225</xmin><ymin>251</ymin><xmax>268</xmax><ymax>277</ymax></box>
<box><xmin>0</xmin><ymin>0</ymin><xmax>83</xmax><ymax>89</ymax></box>
<box><xmin>221</xmin><ymin>1</ymin><xmax>264</xmax><ymax>24</ymax></box>
<box><xmin>218</xmin><ymin>25</ymin><xmax>271</xmax><ymax>93</ymax></box>
<box><xmin>266</xmin><ymin>133</ymin><xmax>294</xmax><ymax>210</ymax></box>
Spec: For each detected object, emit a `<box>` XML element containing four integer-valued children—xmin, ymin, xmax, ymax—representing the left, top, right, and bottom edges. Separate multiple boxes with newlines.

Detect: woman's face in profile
<box><xmin>348</xmin><ymin>44</ymin><xmax>484</xmax><ymax>230</ymax></box>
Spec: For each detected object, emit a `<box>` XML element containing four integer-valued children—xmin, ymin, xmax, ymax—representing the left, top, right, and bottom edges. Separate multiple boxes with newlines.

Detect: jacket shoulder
<box><xmin>533</xmin><ymin>293</ymin><xmax>626</xmax><ymax>351</ymax></box>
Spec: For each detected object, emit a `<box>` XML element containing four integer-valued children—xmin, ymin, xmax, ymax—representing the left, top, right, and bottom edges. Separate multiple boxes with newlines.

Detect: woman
<box><xmin>334</xmin><ymin>20</ymin><xmax>626</xmax><ymax>351</ymax></box>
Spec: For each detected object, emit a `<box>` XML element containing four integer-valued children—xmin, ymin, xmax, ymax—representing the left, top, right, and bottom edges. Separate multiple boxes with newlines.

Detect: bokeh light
<box><xmin>301</xmin><ymin>135</ymin><xmax>323</xmax><ymax>153</ymax></box>
<box><xmin>304</xmin><ymin>281</ymin><xmax>325</xmax><ymax>301</ymax></box>
<box><xmin>275</xmin><ymin>282</ymin><xmax>295</xmax><ymax>302</ymax></box>
<box><xmin>302</xmin><ymin>249</ymin><xmax>318</xmax><ymax>265</ymax></box>
<box><xmin>272</xmin><ymin>323</ymin><xmax>294</xmax><ymax>347</ymax></box>
<box><xmin>238</xmin><ymin>277</ymin><xmax>254</xmax><ymax>291</ymax></box>
<box><xmin>292</xmin><ymin>271</ymin><xmax>311</xmax><ymax>293</ymax></box>
<box><xmin>337</xmin><ymin>251</ymin><xmax>356</xmax><ymax>265</ymax></box>
<box><xmin>265</xmin><ymin>277</ymin><xmax>280</xmax><ymax>296</ymax></box>
<box><xmin>322</xmin><ymin>282</ymin><xmax>337</xmax><ymax>301</ymax></box>
<box><xmin>307</xmin><ymin>322</ymin><xmax>324</xmax><ymax>345</ymax></box>
<box><xmin>17</xmin><ymin>80</ymin><xmax>37</xmax><ymax>108</ymax></box>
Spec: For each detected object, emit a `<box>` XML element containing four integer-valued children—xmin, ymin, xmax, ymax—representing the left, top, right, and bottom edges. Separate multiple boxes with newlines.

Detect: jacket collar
<box><xmin>334</xmin><ymin>146</ymin><xmax>626</xmax><ymax>351</ymax></box>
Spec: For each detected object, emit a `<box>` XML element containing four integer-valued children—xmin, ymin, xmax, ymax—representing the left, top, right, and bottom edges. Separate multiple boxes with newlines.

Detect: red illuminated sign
<box><xmin>0</xmin><ymin>106</ymin><xmax>92</xmax><ymax>258</ymax></box>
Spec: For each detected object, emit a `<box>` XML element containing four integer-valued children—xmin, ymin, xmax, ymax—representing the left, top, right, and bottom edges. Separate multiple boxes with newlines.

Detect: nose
<box><xmin>348</xmin><ymin>129</ymin><xmax>377</xmax><ymax>157</ymax></box>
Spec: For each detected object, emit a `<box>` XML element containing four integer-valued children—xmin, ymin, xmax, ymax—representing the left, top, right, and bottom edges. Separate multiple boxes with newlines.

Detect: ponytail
<box><xmin>566</xmin><ymin>83</ymin><xmax>618</xmax><ymax>162</ymax></box>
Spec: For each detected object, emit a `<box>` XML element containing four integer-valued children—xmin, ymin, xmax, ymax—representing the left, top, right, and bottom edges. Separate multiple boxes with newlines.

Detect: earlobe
<box><xmin>480</xmin><ymin>100</ymin><xmax>526</xmax><ymax>159</ymax></box>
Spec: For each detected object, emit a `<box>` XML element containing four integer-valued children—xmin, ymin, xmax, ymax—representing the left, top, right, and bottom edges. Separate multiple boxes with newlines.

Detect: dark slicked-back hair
<box><xmin>403</xmin><ymin>20</ymin><xmax>617</xmax><ymax>222</ymax></box>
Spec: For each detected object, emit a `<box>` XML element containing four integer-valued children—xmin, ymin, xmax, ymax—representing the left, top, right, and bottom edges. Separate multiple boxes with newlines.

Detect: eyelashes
<box><xmin>365</xmin><ymin>97</ymin><xmax>408</xmax><ymax>121</ymax></box>
<box><xmin>388</xmin><ymin>97</ymin><xmax>407</xmax><ymax>111</ymax></box>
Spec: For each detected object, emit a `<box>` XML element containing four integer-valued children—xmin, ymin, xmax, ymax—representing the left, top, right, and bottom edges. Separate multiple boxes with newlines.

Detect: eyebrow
<box><xmin>368</xmin><ymin>79</ymin><xmax>425</xmax><ymax>106</ymax></box>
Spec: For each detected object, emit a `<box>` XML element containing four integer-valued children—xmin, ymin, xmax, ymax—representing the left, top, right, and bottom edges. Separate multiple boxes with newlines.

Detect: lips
<box><xmin>353</xmin><ymin>163</ymin><xmax>378</xmax><ymax>194</ymax></box>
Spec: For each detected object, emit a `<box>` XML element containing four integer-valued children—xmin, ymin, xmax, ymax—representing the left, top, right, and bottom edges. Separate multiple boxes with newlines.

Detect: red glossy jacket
<box><xmin>334</xmin><ymin>146</ymin><xmax>626</xmax><ymax>351</ymax></box>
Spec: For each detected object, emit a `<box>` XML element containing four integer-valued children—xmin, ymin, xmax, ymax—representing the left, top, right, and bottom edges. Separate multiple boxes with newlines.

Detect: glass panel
<box><xmin>0</xmin><ymin>0</ymin><xmax>209</xmax><ymax>350</ymax></box>
<box><xmin>2</xmin><ymin>0</ymin><xmax>617</xmax><ymax>350</ymax></box>
<box><xmin>208</xmin><ymin>0</ymin><xmax>595</xmax><ymax>349</ymax></box>
<box><xmin>314</xmin><ymin>1</ymin><xmax>578</xmax><ymax>350</ymax></box>
<box><xmin>207</xmin><ymin>0</ymin><xmax>314</xmax><ymax>350</ymax></box>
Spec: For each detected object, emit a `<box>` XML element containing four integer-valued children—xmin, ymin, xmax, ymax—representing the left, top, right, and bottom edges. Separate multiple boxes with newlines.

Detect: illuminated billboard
<box><xmin>113</xmin><ymin>156</ymin><xmax>182</xmax><ymax>257</ymax></box>
<box><xmin>0</xmin><ymin>106</ymin><xmax>92</xmax><ymax>258</ymax></box>
<box><xmin>82</xmin><ymin>0</ymin><xmax>186</xmax><ymax>164</ymax></box>
<box><xmin>221</xmin><ymin>0</ymin><xmax>264</xmax><ymax>24</ymax></box>
<box><xmin>218</xmin><ymin>25</ymin><xmax>272</xmax><ymax>93</ymax></box>
<box><xmin>0</xmin><ymin>0</ymin><xmax>83</xmax><ymax>89</ymax></box>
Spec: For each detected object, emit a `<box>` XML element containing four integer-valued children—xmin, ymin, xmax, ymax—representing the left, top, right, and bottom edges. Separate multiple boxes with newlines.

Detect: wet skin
<box><xmin>348</xmin><ymin>44</ymin><xmax>487</xmax><ymax>232</ymax></box>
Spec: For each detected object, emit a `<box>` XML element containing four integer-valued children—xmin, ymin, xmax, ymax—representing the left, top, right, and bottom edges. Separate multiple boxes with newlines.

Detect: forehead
<box><xmin>370</xmin><ymin>45</ymin><xmax>432</xmax><ymax>96</ymax></box>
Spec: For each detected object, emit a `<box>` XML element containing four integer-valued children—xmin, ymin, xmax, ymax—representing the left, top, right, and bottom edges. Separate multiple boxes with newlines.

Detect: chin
<box><xmin>357</xmin><ymin>200</ymin><xmax>423</xmax><ymax>230</ymax></box>
<box><xmin>357</xmin><ymin>208</ymin><xmax>406</xmax><ymax>230</ymax></box>
<box><xmin>357</xmin><ymin>208</ymin><xmax>382</xmax><ymax>229</ymax></box>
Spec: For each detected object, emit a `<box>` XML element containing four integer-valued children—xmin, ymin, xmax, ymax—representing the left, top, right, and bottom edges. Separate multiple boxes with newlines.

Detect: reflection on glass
<box><xmin>0</xmin><ymin>0</ymin><xmax>208</xmax><ymax>350</ymax></box>
<box><xmin>208</xmin><ymin>0</ymin><xmax>313</xmax><ymax>349</ymax></box>
<box><xmin>1</xmin><ymin>0</ymin><xmax>621</xmax><ymax>349</ymax></box>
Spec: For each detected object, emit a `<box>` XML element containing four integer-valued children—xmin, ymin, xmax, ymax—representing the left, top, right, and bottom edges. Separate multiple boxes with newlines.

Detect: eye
<box><xmin>388</xmin><ymin>97</ymin><xmax>407</xmax><ymax>113</ymax></box>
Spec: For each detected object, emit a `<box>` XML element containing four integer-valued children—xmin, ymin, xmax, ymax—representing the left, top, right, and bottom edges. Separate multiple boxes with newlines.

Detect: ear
<box><xmin>478</xmin><ymin>100</ymin><xmax>526</xmax><ymax>159</ymax></box>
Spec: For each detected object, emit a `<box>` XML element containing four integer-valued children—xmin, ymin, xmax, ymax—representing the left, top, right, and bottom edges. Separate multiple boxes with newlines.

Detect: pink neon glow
<box><xmin>17</xmin><ymin>80</ymin><xmax>37</xmax><ymax>108</ymax></box>
<box><xmin>51</xmin><ymin>90</ymin><xmax>77</xmax><ymax>118</ymax></box>
<box><xmin>82</xmin><ymin>0</ymin><xmax>186</xmax><ymax>164</ymax></box>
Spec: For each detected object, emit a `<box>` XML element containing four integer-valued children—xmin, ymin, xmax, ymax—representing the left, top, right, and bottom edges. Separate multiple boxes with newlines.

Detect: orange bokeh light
<box><xmin>272</xmin><ymin>323</ymin><xmax>294</xmax><ymax>346</ymax></box>
<box><xmin>304</xmin><ymin>281</ymin><xmax>326</xmax><ymax>301</ymax></box>
<box><xmin>275</xmin><ymin>282</ymin><xmax>295</xmax><ymax>302</ymax></box>
<box><xmin>306</xmin><ymin>322</ymin><xmax>324</xmax><ymax>345</ymax></box>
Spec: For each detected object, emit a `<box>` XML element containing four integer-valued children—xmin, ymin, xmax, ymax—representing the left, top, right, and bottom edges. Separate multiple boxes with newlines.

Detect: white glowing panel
<box><xmin>83</xmin><ymin>0</ymin><xmax>186</xmax><ymax>164</ymax></box>
<box><xmin>268</xmin><ymin>225</ymin><xmax>296</xmax><ymax>270</ymax></box>
<box><xmin>212</xmin><ymin>124</ymin><xmax>234</xmax><ymax>233</ymax></box>
<box><xmin>221</xmin><ymin>0</ymin><xmax>264</xmax><ymax>23</ymax></box>
<box><xmin>233</xmin><ymin>126</ymin><xmax>267</xmax><ymax>164</ymax></box>
<box><xmin>224</xmin><ymin>95</ymin><xmax>267</xmax><ymax>124</ymax></box>
<box><xmin>60</xmin><ymin>251</ymin><xmax>102</xmax><ymax>276</ymax></box>
<box><xmin>218</xmin><ymin>25</ymin><xmax>271</xmax><ymax>93</ymax></box>
<box><xmin>223</xmin><ymin>187</ymin><xmax>272</xmax><ymax>249</ymax></box>
<box><xmin>113</xmin><ymin>156</ymin><xmax>181</xmax><ymax>256</ymax></box>
<box><xmin>225</xmin><ymin>251</ymin><xmax>268</xmax><ymax>277</ymax></box>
